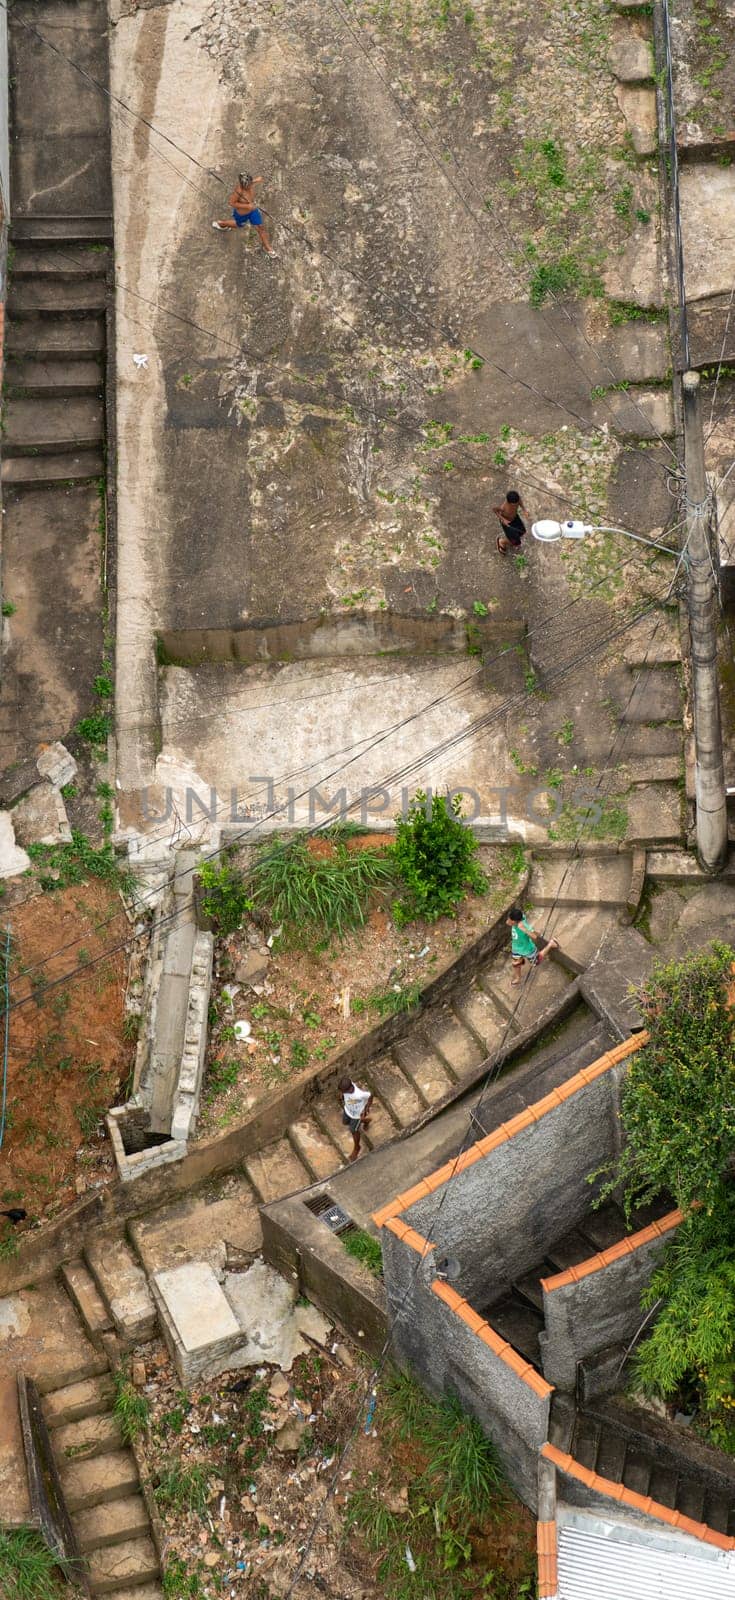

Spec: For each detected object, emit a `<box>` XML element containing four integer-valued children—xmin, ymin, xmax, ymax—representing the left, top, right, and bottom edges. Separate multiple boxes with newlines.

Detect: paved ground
<box><xmin>109</xmin><ymin>0</ymin><xmax>681</xmax><ymax>826</ymax></box>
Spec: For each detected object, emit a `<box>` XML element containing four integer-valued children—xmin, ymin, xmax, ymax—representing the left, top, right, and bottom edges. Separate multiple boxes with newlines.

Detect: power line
<box><xmin>5</xmin><ymin>583</ymin><xmax>677</xmax><ymax>1020</ymax></box>
<box><xmin>10</xmin><ymin>525</ymin><xmax>681</xmax><ymax>992</ymax></box>
<box><xmin>283</xmin><ymin>599</ymin><xmax>674</xmax><ymax>1597</ymax></box>
<box><xmin>322</xmin><ymin>0</ymin><xmax>680</xmax><ymax>465</ymax></box>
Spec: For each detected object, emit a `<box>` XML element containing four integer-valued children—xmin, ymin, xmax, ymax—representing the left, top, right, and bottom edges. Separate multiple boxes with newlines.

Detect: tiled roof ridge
<box><xmin>541</xmin><ymin>1441</ymin><xmax>735</xmax><ymax>1552</ymax></box>
<box><xmin>540</xmin><ymin>1207</ymin><xmax>684</xmax><ymax>1291</ymax></box>
<box><xmin>372</xmin><ymin>1031</ymin><xmax>647</xmax><ymax>1229</ymax></box>
<box><xmin>536</xmin><ymin>1517</ymin><xmax>558</xmax><ymax>1599</ymax></box>
<box><xmin>431</xmin><ymin>1278</ymin><xmax>554</xmax><ymax>1399</ymax></box>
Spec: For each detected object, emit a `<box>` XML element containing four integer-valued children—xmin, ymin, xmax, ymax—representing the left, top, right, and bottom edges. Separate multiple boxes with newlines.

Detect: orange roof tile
<box><xmin>537</xmin><ymin>1514</ymin><xmax>558</xmax><ymax>1600</ymax></box>
<box><xmin>540</xmin><ymin>1442</ymin><xmax>735</xmax><ymax>1549</ymax></box>
<box><xmin>541</xmin><ymin>1209</ymin><xmax>684</xmax><ymax>1293</ymax></box>
<box><xmin>431</xmin><ymin>1279</ymin><xmax>464</xmax><ymax>1312</ymax></box>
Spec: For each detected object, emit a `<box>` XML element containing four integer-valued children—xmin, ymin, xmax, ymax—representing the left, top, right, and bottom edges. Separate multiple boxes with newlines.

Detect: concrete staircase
<box><xmin>569</xmin><ymin>1400</ymin><xmax>735</xmax><ymax>1538</ymax></box>
<box><xmin>4</xmin><ymin>218</ymin><xmax>110</xmax><ymax>489</ymax></box>
<box><xmin>42</xmin><ymin>1363</ymin><xmax>162</xmax><ymax>1599</ymax></box>
<box><xmin>61</xmin><ymin>1233</ymin><xmax>158</xmax><ymax>1351</ymax></box>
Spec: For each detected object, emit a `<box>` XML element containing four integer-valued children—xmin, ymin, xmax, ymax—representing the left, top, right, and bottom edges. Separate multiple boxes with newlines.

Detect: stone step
<box><xmin>422</xmin><ymin>1007</ymin><xmax>485</xmax><ymax>1079</ymax></box>
<box><xmin>128</xmin><ymin>1174</ymin><xmax>262</xmax><ymax>1277</ymax></box>
<box><xmin>311</xmin><ymin>1097</ymin><xmax>357</xmax><ymax>1161</ymax></box>
<box><xmin>60</xmin><ymin>1255</ymin><xmax>114</xmax><ymax>1353</ymax></box>
<box><xmin>621</xmin><ymin>667</ymin><xmax>681</xmax><ymax>724</ymax></box>
<box><xmin>11</xmin><ymin>245</ymin><xmax>110</xmax><ymax>278</ymax></box>
<box><xmin>35</xmin><ymin>1350</ymin><xmax>110</xmax><ymax>1396</ymax></box>
<box><xmin>53</xmin><ymin>1411</ymin><xmax>123</xmax><ymax>1465</ymax></box>
<box><xmin>243</xmin><ymin>1137</ymin><xmax>311</xmax><ymax>1204</ymax></box>
<box><xmin>74</xmin><ymin>1494</ymin><xmax>150</xmax><ymax>1553</ymax></box>
<box><xmin>704</xmin><ymin>1491</ymin><xmax>731</xmax><ymax>1534</ymax></box>
<box><xmin>537</xmin><ymin>908</ymin><xmax>612</xmax><ymax>973</ymax></box>
<box><xmin>87</xmin><ymin>1534</ymin><xmax>159</xmax><ymax>1594</ymax></box>
<box><xmin>91</xmin><ymin>1588</ymin><xmax>162</xmax><ymax>1600</ymax></box>
<box><xmin>3</xmin><ymin>396</ymin><xmax>104</xmax><ymax>455</ymax></box>
<box><xmin>5</xmin><ymin>315</ymin><xmax>105</xmax><ymax>358</ymax></box>
<box><xmin>529</xmin><ymin>854</ymin><xmax>632</xmax><ymax>908</ymax></box>
<box><xmin>453</xmin><ymin>984</ymin><xmax>509</xmax><ymax>1056</ymax></box>
<box><xmin>8</xmin><ymin>278</ymin><xmax>108</xmax><ymax>316</ymax></box>
<box><xmin>10</xmin><ymin>214</ymin><xmax>114</xmax><ymax>245</ymax></box>
<box><xmin>477</xmin><ymin>946</ymin><xmax>572</xmax><ymax>1020</ymax></box>
<box><xmin>60</xmin><ymin>1449</ymin><xmax>139</xmax><ymax>1512</ymax></box>
<box><xmin>392</xmin><ymin>1032</ymin><xmax>454</xmax><ymax>1106</ymax></box>
<box><xmin>360</xmin><ymin>1092</ymin><xmax>399</xmax><ymax>1151</ymax></box>
<box><xmin>1</xmin><ymin>448</ymin><xmax>105</xmax><ymax>486</ymax></box>
<box><xmin>85</xmin><ymin>1234</ymin><xmax>158</xmax><ymax>1348</ymax></box>
<box><xmin>288</xmin><ymin>1118</ymin><xmax>342</xmax><ymax>1181</ymax></box>
<box><xmin>364</xmin><ymin>1054</ymin><xmax>423</xmax><ymax>1128</ymax></box>
<box><xmin>43</xmin><ymin>1374</ymin><xmax>115</xmax><ymax>1430</ymax></box>
<box><xmin>5</xmin><ymin>355</ymin><xmax>104</xmax><ymax>397</ymax></box>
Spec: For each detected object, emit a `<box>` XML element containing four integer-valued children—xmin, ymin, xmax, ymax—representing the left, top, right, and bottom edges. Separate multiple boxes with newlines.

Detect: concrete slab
<box><xmin>680</xmin><ymin>165</ymin><xmax>735</xmax><ymax>301</ymax></box>
<box><xmin>614</xmin><ymin>84</ymin><xmax>657</xmax><ymax>155</ymax></box>
<box><xmin>0</xmin><ymin>1280</ymin><xmax>107</xmax><ymax>1394</ymax></box>
<box><xmin>11</xmin><ymin>781</ymin><xmax>72</xmax><ymax>847</ymax></box>
<box><xmin>622</xmin><ymin>613</ymin><xmax>680</xmax><ymax>667</ymax></box>
<box><xmin>85</xmin><ymin>1237</ymin><xmax>157</xmax><ymax>1346</ymax></box>
<box><xmin>625</xmin><ymin>783</ymin><xmax>683</xmax><ymax>845</ymax></box>
<box><xmin>0</xmin><ymin>811</ymin><xmax>31</xmax><ymax>878</ymax></box>
<box><xmin>669</xmin><ymin>883</ymin><xmax>735</xmax><ymax>956</ymax></box>
<box><xmin>580</xmin><ymin>925</ymin><xmax>655</xmax><ymax>1037</ymax></box>
<box><xmin>609</xmin><ymin>28</ymin><xmax>654</xmax><ymax>82</ymax></box>
<box><xmin>129</xmin><ymin>1175</ymin><xmax>263</xmax><ymax>1276</ymax></box>
<box><xmin>0</xmin><ymin>1375</ymin><xmax>31</xmax><ymax>1526</ymax></box>
<box><xmin>152</xmin><ymin>1261</ymin><xmax>240</xmax><ymax>1383</ymax></box>
<box><xmin>604</xmin><ymin>387</ymin><xmax>674</xmax><ymax>440</ymax></box>
<box><xmin>222</xmin><ymin>1260</ymin><xmax>332</xmax><ymax>1371</ymax></box>
<box><xmin>621</xmin><ymin>668</ymin><xmax>682</xmax><ymax>724</ymax></box>
<box><xmin>36</xmin><ymin>741</ymin><xmax>77</xmax><ymax>790</ymax></box>
<box><xmin>529</xmin><ymin>855</ymin><xmax>632</xmax><ymax>908</ymax></box>
<box><xmin>603</xmin><ymin>224</ymin><xmax>662</xmax><ymax>309</ymax></box>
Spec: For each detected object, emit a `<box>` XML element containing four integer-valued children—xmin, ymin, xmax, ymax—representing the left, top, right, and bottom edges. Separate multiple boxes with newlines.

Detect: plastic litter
<box><xmin>405</xmin><ymin>1546</ymin><xmax>417</xmax><ymax>1573</ymax></box>
<box><xmin>233</xmin><ymin>1020</ymin><xmax>252</xmax><ymax>1041</ymax></box>
<box><xmin>133</xmin><ymin>353</ymin><xmax>149</xmax><ymax>369</ymax></box>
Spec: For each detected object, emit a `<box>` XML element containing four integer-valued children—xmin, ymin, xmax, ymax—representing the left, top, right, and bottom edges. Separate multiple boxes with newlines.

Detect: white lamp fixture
<box><xmin>531</xmin><ymin>518</ymin><xmax>678</xmax><ymax>556</ymax></box>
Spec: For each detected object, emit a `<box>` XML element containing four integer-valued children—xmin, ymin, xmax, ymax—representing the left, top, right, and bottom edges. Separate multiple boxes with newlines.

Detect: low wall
<box><xmin>381</xmin><ymin>1224</ymin><xmax>552</xmax><ymax>1509</ymax></box>
<box><xmin>0</xmin><ymin>878</ymin><xmax>525</xmax><ymax>1294</ymax></box>
<box><xmin>540</xmin><ymin>1209</ymin><xmax>682</xmax><ymax>1391</ymax></box>
<box><xmin>157</xmin><ymin>610</ymin><xmax>525</xmax><ymax>667</ymax></box>
<box><xmin>260</xmin><ymin>1195</ymin><xmax>387</xmax><ymax>1357</ymax></box>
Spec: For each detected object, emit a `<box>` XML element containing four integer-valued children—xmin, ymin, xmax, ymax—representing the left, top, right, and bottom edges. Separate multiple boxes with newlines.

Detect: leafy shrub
<box><xmin>392</xmin><ymin>792</ymin><xmax>486</xmax><ymax>925</ymax></box>
<box><xmin>197</xmin><ymin>858</ymin><xmax>252</xmax><ymax>935</ymax></box>
<box><xmin>76</xmin><ymin>710</ymin><xmax>111</xmax><ymax>747</ymax></box>
<box><xmin>592</xmin><ymin>943</ymin><xmax>735</xmax><ymax>1439</ymax></box>
<box><xmin>250</xmin><ymin>834</ymin><xmax>395</xmax><ymax>940</ymax></box>
<box><xmin>27</xmin><ymin>829</ymin><xmax>123</xmax><ymax>891</ymax></box>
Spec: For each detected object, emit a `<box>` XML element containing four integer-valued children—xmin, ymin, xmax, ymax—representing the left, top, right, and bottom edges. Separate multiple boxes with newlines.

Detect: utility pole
<box><xmin>682</xmin><ymin>369</ymin><xmax>728</xmax><ymax>871</ymax></box>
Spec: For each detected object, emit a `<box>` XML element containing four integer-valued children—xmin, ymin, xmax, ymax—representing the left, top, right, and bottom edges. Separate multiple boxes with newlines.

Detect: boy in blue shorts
<box><xmin>213</xmin><ymin>173</ymin><xmax>276</xmax><ymax>255</ymax></box>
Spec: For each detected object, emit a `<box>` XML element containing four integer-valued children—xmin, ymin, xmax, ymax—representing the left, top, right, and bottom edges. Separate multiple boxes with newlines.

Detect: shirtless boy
<box><xmin>213</xmin><ymin>173</ymin><xmax>276</xmax><ymax>255</ymax></box>
<box><xmin>494</xmin><ymin>489</ymin><xmax>527</xmax><ymax>555</ymax></box>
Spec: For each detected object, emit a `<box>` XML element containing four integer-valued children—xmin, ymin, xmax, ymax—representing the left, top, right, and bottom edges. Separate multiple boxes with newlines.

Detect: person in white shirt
<box><xmin>338</xmin><ymin>1076</ymin><xmax>373</xmax><ymax>1162</ymax></box>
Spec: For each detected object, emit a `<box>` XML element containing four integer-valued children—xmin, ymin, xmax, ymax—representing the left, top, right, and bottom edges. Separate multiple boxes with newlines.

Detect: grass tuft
<box><xmin>155</xmin><ymin>1460</ymin><xmax>210</xmax><ymax>1516</ymax></box>
<box><xmin>113</xmin><ymin>1367</ymin><xmax>151</xmax><ymax>1443</ymax></box>
<box><xmin>251</xmin><ymin>833</ymin><xmax>396</xmax><ymax>941</ymax></box>
<box><xmin>342</xmin><ymin>1227</ymin><xmax>383</xmax><ymax>1276</ymax></box>
<box><xmin>0</xmin><ymin>1528</ymin><xmax>65</xmax><ymax>1600</ymax></box>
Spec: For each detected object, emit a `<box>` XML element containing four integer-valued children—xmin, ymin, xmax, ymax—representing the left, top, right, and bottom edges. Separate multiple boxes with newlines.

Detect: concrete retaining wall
<box><xmin>381</xmin><ymin>1226</ymin><xmax>551</xmax><ymax>1508</ymax></box>
<box><xmin>260</xmin><ymin>1195</ymin><xmax>387</xmax><ymax>1357</ymax></box>
<box><xmin>0</xmin><ymin>879</ymin><xmax>526</xmax><ymax>1292</ymax></box>
<box><xmin>157</xmin><ymin>610</ymin><xmax>525</xmax><ymax>667</ymax></box>
<box><xmin>540</xmin><ymin>1215</ymin><xmax>681</xmax><ymax>1391</ymax></box>
<box><xmin>404</xmin><ymin>1068</ymin><xmax>625</xmax><ymax>1307</ymax></box>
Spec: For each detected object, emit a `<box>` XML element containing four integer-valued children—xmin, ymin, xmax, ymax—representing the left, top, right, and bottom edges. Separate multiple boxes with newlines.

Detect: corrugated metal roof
<box><xmin>557</xmin><ymin>1517</ymin><xmax>735</xmax><ymax>1599</ymax></box>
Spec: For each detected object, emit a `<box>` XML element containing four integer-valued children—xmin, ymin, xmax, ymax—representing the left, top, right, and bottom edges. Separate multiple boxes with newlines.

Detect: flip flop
<box><xmin>496</xmin><ymin>536</ymin><xmax>505</xmax><ymax>554</ymax></box>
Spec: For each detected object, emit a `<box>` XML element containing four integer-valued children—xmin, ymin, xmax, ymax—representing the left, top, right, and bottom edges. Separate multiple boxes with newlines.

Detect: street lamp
<box><xmin>531</xmin><ymin>519</ymin><xmax>679</xmax><ymax>557</ymax></box>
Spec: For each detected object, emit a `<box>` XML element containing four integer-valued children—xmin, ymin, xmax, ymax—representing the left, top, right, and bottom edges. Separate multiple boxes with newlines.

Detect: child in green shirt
<box><xmin>506</xmin><ymin>906</ymin><xmax>558</xmax><ymax>986</ymax></box>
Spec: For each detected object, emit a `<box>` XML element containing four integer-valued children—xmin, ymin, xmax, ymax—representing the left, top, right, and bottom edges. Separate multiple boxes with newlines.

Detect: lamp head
<box><xmin>532</xmin><ymin>519</ymin><xmax>590</xmax><ymax>542</ymax></box>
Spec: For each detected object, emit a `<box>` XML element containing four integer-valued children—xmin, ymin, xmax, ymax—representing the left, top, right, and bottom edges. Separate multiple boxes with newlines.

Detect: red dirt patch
<box><xmin>0</xmin><ymin>881</ymin><xmax>134</xmax><ymax>1228</ymax></box>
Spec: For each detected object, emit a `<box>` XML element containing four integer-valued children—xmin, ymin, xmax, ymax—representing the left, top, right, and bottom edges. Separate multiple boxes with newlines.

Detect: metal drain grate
<box><xmin>304</xmin><ymin>1193</ymin><xmax>353</xmax><ymax>1234</ymax></box>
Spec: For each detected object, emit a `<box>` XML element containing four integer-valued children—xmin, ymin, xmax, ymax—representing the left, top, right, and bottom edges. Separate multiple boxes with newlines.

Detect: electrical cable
<box><xmin>282</xmin><ymin>601</ymin><xmax>673</xmax><ymax>1598</ymax></box>
<box><xmin>10</xmin><ymin>526</ymin><xmax>683</xmax><ymax>991</ymax></box>
<box><xmin>4</xmin><ymin>2</ymin><xmax>681</xmax><ymax>495</ymax></box>
<box><xmin>321</xmin><ymin>0</ymin><xmax>680</xmax><ymax>465</ymax></box>
<box><xmin>4</xmin><ymin>583</ymin><xmax>677</xmax><ymax>1021</ymax></box>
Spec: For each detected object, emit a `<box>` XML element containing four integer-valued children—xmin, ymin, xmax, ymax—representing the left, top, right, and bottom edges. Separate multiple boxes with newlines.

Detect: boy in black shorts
<box><xmin>494</xmin><ymin>489</ymin><xmax>527</xmax><ymax>555</ymax></box>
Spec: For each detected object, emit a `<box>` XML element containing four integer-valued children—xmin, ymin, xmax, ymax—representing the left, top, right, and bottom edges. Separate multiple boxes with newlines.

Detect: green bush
<box><xmin>197</xmin><ymin>858</ymin><xmax>252</xmax><ymax>935</ymax></box>
<box><xmin>592</xmin><ymin>943</ymin><xmax>735</xmax><ymax>1441</ymax></box>
<box><xmin>250</xmin><ymin>833</ymin><xmax>395</xmax><ymax>940</ymax></box>
<box><xmin>392</xmin><ymin>792</ymin><xmax>486</xmax><ymax>924</ymax></box>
